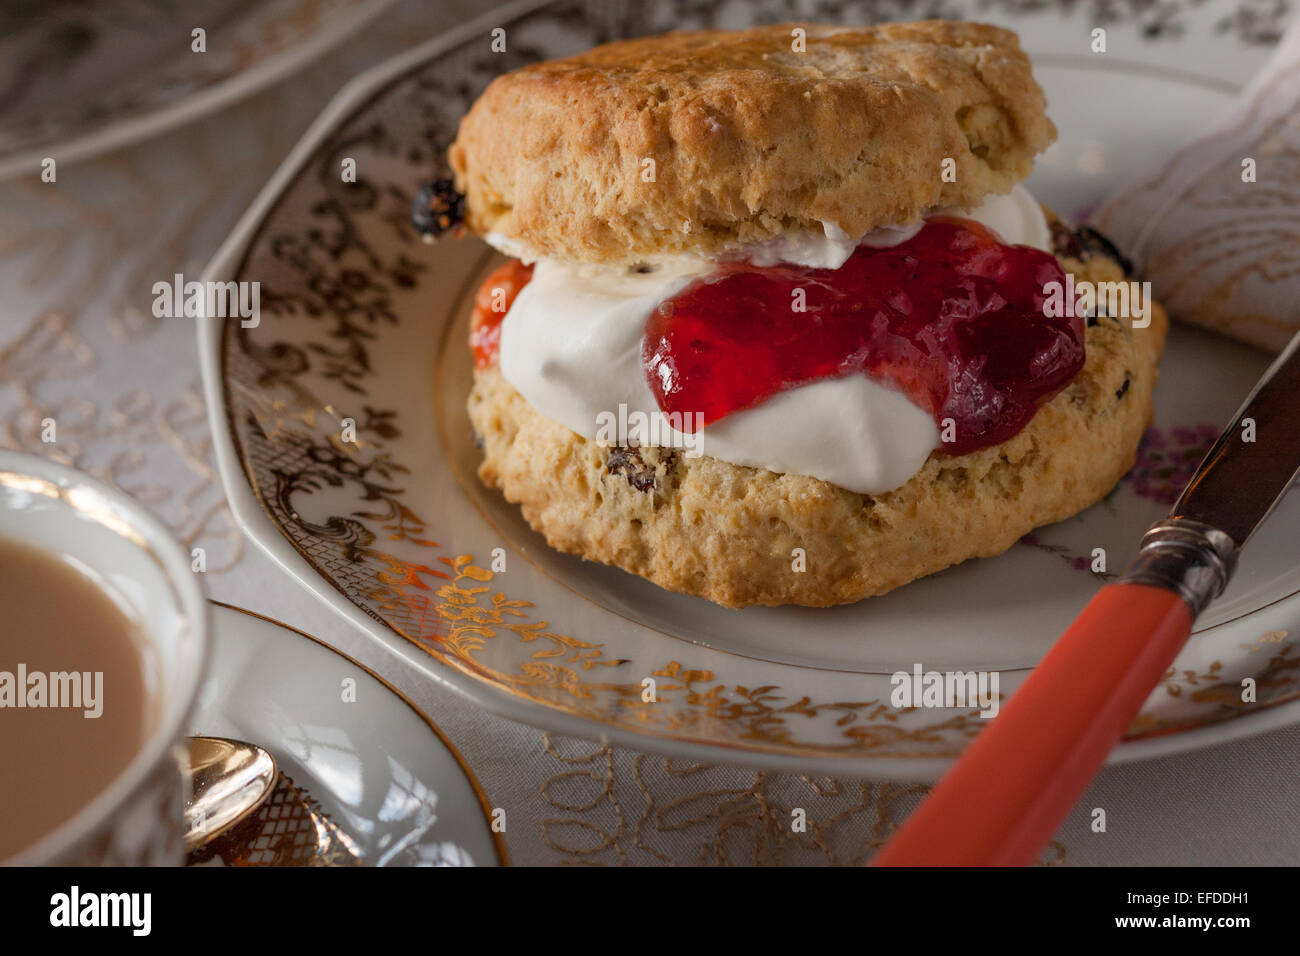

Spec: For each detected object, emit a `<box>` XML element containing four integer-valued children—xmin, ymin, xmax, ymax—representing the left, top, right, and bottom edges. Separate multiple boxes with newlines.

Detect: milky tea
<box><xmin>0</xmin><ymin>536</ymin><xmax>152</xmax><ymax>859</ymax></box>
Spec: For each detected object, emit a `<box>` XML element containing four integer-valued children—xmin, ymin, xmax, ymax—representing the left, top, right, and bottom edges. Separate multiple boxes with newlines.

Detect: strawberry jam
<box><xmin>470</xmin><ymin>260</ymin><xmax>533</xmax><ymax>369</ymax></box>
<box><xmin>643</xmin><ymin>218</ymin><xmax>1082</xmax><ymax>455</ymax></box>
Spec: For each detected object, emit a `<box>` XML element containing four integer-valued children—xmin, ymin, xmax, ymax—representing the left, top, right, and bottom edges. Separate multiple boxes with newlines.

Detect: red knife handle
<box><xmin>872</xmin><ymin>582</ymin><xmax>1193</xmax><ymax>867</ymax></box>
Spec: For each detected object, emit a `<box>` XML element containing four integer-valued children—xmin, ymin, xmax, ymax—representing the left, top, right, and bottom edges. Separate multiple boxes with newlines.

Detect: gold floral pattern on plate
<box><xmin>209</xmin><ymin>0</ymin><xmax>1300</xmax><ymax>773</ymax></box>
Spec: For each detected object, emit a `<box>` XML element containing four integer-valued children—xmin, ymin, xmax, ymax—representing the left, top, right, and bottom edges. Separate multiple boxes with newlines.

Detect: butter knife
<box><xmin>874</xmin><ymin>328</ymin><xmax>1300</xmax><ymax>867</ymax></box>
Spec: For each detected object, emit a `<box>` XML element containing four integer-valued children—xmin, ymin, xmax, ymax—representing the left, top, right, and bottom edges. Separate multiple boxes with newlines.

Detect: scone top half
<box><xmin>449</xmin><ymin>20</ymin><xmax>1056</xmax><ymax>266</ymax></box>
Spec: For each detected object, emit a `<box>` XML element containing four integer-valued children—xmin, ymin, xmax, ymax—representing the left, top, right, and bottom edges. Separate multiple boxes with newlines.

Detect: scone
<box><xmin>421</xmin><ymin>20</ymin><xmax>1168</xmax><ymax>608</ymax></box>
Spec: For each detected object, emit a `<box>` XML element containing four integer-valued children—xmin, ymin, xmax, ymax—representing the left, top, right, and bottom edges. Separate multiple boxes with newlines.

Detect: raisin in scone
<box><xmin>428</xmin><ymin>21</ymin><xmax>1169</xmax><ymax>608</ymax></box>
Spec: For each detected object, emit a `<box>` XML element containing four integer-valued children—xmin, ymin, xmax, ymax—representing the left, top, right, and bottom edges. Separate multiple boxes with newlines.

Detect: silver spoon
<box><xmin>183</xmin><ymin>736</ymin><xmax>277</xmax><ymax>851</ymax></box>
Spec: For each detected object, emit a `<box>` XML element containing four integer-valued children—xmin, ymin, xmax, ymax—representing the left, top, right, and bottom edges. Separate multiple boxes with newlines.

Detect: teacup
<box><xmin>0</xmin><ymin>450</ymin><xmax>208</xmax><ymax>865</ymax></box>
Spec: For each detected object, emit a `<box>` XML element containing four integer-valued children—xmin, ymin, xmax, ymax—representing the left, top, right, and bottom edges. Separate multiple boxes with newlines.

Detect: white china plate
<box><xmin>190</xmin><ymin>602</ymin><xmax>504</xmax><ymax>865</ymax></box>
<box><xmin>0</xmin><ymin>0</ymin><xmax>396</xmax><ymax>180</ymax></box>
<box><xmin>200</xmin><ymin>0</ymin><xmax>1300</xmax><ymax>780</ymax></box>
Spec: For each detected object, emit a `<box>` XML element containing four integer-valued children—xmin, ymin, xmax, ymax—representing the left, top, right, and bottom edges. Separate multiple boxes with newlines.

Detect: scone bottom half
<box><xmin>463</xmin><ymin>213</ymin><xmax>1167</xmax><ymax>608</ymax></box>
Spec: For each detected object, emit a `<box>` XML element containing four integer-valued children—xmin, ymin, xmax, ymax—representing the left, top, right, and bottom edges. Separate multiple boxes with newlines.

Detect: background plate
<box><xmin>0</xmin><ymin>0</ymin><xmax>396</xmax><ymax>180</ymax></box>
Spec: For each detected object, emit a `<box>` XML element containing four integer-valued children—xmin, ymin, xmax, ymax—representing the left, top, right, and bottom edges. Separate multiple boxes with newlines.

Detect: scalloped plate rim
<box><xmin>197</xmin><ymin>0</ymin><xmax>1300</xmax><ymax>781</ymax></box>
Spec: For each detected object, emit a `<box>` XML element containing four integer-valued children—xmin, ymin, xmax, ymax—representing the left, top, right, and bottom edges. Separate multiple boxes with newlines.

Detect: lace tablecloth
<box><xmin>3</xmin><ymin>0</ymin><xmax>1299</xmax><ymax>866</ymax></box>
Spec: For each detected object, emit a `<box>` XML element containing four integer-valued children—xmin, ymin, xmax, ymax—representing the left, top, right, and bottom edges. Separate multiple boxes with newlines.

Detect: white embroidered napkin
<box><xmin>1092</xmin><ymin>15</ymin><xmax>1300</xmax><ymax>352</ymax></box>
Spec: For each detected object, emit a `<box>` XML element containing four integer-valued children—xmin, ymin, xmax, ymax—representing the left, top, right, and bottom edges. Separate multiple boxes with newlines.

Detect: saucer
<box><xmin>188</xmin><ymin>602</ymin><xmax>505</xmax><ymax>866</ymax></box>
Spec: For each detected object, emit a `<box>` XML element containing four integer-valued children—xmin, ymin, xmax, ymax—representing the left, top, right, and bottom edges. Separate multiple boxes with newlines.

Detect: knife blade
<box><xmin>1172</xmin><ymin>329</ymin><xmax>1300</xmax><ymax>547</ymax></box>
